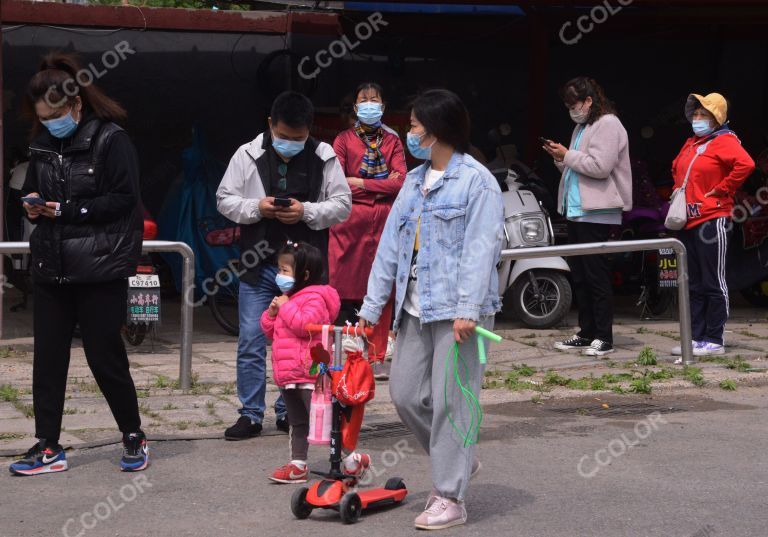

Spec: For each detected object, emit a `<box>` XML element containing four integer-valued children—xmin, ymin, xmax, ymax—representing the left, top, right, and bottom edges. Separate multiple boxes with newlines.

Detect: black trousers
<box><xmin>33</xmin><ymin>279</ymin><xmax>141</xmax><ymax>442</ymax></box>
<box><xmin>678</xmin><ymin>217</ymin><xmax>730</xmax><ymax>346</ymax></box>
<box><xmin>567</xmin><ymin>221</ymin><xmax>614</xmax><ymax>344</ymax></box>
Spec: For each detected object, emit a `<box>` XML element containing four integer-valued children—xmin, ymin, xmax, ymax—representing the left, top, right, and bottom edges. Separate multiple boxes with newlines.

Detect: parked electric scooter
<box><xmin>494</xmin><ymin>167</ymin><xmax>573</xmax><ymax>329</ymax></box>
<box><xmin>123</xmin><ymin>210</ymin><xmax>161</xmax><ymax>346</ymax></box>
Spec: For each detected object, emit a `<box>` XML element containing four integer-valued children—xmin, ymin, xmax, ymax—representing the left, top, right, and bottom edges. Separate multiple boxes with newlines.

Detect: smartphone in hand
<box><xmin>538</xmin><ymin>137</ymin><xmax>554</xmax><ymax>146</ymax></box>
<box><xmin>21</xmin><ymin>196</ymin><xmax>47</xmax><ymax>207</ymax></box>
<box><xmin>273</xmin><ymin>197</ymin><xmax>292</xmax><ymax>208</ymax></box>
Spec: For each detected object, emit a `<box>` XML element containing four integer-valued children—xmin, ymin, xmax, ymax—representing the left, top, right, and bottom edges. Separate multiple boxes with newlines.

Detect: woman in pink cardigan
<box><xmin>328</xmin><ymin>83</ymin><xmax>407</xmax><ymax>362</ymax></box>
<box><xmin>261</xmin><ymin>242</ymin><xmax>369</xmax><ymax>484</ymax></box>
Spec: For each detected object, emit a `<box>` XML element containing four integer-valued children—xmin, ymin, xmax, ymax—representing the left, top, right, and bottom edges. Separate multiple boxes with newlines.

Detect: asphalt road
<box><xmin>2</xmin><ymin>388</ymin><xmax>767</xmax><ymax>537</ymax></box>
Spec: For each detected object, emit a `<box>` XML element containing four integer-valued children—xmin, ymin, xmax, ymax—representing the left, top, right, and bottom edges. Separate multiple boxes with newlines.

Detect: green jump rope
<box><xmin>445</xmin><ymin>326</ymin><xmax>503</xmax><ymax>448</ymax></box>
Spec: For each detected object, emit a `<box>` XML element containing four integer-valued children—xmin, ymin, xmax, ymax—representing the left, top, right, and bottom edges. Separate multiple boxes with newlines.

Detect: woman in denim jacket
<box><xmin>359</xmin><ymin>89</ymin><xmax>503</xmax><ymax>531</ymax></box>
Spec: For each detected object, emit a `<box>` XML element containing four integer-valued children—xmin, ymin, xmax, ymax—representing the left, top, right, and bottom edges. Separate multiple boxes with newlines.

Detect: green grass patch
<box><xmin>684</xmin><ymin>367</ymin><xmax>705</xmax><ymax>387</ymax></box>
<box><xmin>628</xmin><ymin>375</ymin><xmax>652</xmax><ymax>395</ymax></box>
<box><xmin>637</xmin><ymin>346</ymin><xmax>658</xmax><ymax>366</ymax></box>
<box><xmin>0</xmin><ymin>432</ymin><xmax>26</xmax><ymax>441</ymax></box>
<box><xmin>162</xmin><ymin>403</ymin><xmax>178</xmax><ymax>411</ymax></box>
<box><xmin>0</xmin><ymin>384</ymin><xmax>20</xmax><ymax>402</ymax></box>
<box><xmin>153</xmin><ymin>375</ymin><xmax>173</xmax><ymax>389</ymax></box>
<box><xmin>719</xmin><ymin>379</ymin><xmax>737</xmax><ymax>391</ymax></box>
<box><xmin>513</xmin><ymin>363</ymin><xmax>535</xmax><ymax>377</ymax></box>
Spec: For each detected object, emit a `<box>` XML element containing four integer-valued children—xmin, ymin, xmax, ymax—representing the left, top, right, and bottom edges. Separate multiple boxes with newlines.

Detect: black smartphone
<box><xmin>538</xmin><ymin>136</ymin><xmax>553</xmax><ymax>146</ymax></box>
<box><xmin>21</xmin><ymin>196</ymin><xmax>47</xmax><ymax>207</ymax></box>
<box><xmin>273</xmin><ymin>197</ymin><xmax>292</xmax><ymax>208</ymax></box>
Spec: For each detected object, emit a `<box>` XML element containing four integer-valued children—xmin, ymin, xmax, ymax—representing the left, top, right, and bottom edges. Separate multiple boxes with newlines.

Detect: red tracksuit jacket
<box><xmin>671</xmin><ymin>131</ymin><xmax>755</xmax><ymax>229</ymax></box>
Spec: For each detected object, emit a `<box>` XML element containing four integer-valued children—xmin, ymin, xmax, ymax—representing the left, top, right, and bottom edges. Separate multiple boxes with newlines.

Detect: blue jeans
<box><xmin>237</xmin><ymin>264</ymin><xmax>286</xmax><ymax>423</ymax></box>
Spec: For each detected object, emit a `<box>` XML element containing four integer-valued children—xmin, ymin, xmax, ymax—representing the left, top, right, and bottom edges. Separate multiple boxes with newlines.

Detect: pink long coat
<box><xmin>260</xmin><ymin>285</ymin><xmax>341</xmax><ymax>387</ymax></box>
<box><xmin>328</xmin><ymin>128</ymin><xmax>407</xmax><ymax>300</ymax></box>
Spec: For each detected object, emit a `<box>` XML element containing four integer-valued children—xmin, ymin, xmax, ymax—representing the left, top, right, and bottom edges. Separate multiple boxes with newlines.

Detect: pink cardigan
<box><xmin>260</xmin><ymin>285</ymin><xmax>341</xmax><ymax>387</ymax></box>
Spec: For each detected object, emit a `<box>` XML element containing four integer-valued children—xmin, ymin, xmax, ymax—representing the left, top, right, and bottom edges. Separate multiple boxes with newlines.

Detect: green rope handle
<box><xmin>444</xmin><ymin>342</ymin><xmax>484</xmax><ymax>448</ymax></box>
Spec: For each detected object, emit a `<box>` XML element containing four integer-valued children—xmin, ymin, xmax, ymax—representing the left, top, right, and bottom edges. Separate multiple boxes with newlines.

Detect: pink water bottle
<box><xmin>307</xmin><ymin>377</ymin><xmax>332</xmax><ymax>445</ymax></box>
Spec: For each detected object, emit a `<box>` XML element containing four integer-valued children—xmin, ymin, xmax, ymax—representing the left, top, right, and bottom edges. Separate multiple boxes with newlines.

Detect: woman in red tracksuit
<box><xmin>671</xmin><ymin>93</ymin><xmax>754</xmax><ymax>358</ymax></box>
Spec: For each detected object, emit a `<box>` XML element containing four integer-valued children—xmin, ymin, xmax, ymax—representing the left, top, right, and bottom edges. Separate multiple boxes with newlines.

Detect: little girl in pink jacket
<box><xmin>261</xmin><ymin>242</ymin><xmax>370</xmax><ymax>483</ymax></box>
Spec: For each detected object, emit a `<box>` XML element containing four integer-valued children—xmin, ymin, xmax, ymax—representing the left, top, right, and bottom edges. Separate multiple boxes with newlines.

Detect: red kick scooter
<box><xmin>291</xmin><ymin>325</ymin><xmax>408</xmax><ymax>524</ymax></box>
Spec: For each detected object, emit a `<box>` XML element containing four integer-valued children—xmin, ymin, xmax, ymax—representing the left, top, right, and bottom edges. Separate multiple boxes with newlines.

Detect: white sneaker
<box><xmin>671</xmin><ymin>341</ymin><xmax>704</xmax><ymax>356</ymax></box>
<box><xmin>582</xmin><ymin>339</ymin><xmax>614</xmax><ymax>357</ymax></box>
<box><xmin>693</xmin><ymin>342</ymin><xmax>725</xmax><ymax>357</ymax></box>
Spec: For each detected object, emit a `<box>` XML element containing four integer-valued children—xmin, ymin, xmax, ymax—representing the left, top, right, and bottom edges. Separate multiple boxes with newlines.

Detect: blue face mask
<box><xmin>356</xmin><ymin>102</ymin><xmax>383</xmax><ymax>125</ymax></box>
<box><xmin>692</xmin><ymin>120</ymin><xmax>715</xmax><ymax>138</ymax></box>
<box><xmin>407</xmin><ymin>132</ymin><xmax>433</xmax><ymax>160</ymax></box>
<box><xmin>272</xmin><ymin>133</ymin><xmax>306</xmax><ymax>159</ymax></box>
<box><xmin>275</xmin><ymin>274</ymin><xmax>295</xmax><ymax>293</ymax></box>
<box><xmin>41</xmin><ymin>110</ymin><xmax>79</xmax><ymax>139</ymax></box>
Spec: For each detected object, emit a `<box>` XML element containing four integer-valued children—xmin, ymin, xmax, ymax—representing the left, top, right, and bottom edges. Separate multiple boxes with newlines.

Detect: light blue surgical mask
<box><xmin>356</xmin><ymin>102</ymin><xmax>383</xmax><ymax>125</ymax></box>
<box><xmin>272</xmin><ymin>133</ymin><xmax>306</xmax><ymax>159</ymax></box>
<box><xmin>41</xmin><ymin>110</ymin><xmax>79</xmax><ymax>139</ymax></box>
<box><xmin>407</xmin><ymin>132</ymin><xmax>433</xmax><ymax>160</ymax></box>
<box><xmin>692</xmin><ymin>120</ymin><xmax>715</xmax><ymax>138</ymax></box>
<box><xmin>275</xmin><ymin>274</ymin><xmax>295</xmax><ymax>293</ymax></box>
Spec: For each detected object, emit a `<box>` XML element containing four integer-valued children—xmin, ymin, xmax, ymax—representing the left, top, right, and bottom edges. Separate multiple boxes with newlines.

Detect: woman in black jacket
<box><xmin>10</xmin><ymin>52</ymin><xmax>148</xmax><ymax>475</ymax></box>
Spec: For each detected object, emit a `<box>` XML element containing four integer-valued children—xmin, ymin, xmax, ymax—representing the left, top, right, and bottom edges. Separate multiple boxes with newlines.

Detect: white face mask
<box><xmin>569</xmin><ymin>103</ymin><xmax>590</xmax><ymax>124</ymax></box>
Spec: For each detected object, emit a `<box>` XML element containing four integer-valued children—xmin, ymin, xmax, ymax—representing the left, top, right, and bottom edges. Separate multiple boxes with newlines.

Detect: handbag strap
<box><xmin>680</xmin><ymin>140</ymin><xmax>712</xmax><ymax>191</ymax></box>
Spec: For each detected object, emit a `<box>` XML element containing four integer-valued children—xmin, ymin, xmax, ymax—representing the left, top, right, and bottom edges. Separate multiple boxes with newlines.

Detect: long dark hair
<box><xmin>411</xmin><ymin>89</ymin><xmax>470</xmax><ymax>153</ymax></box>
<box><xmin>559</xmin><ymin>77</ymin><xmax>616</xmax><ymax>125</ymax></box>
<box><xmin>24</xmin><ymin>51</ymin><xmax>127</xmax><ymax>137</ymax></box>
<box><xmin>278</xmin><ymin>241</ymin><xmax>325</xmax><ymax>295</ymax></box>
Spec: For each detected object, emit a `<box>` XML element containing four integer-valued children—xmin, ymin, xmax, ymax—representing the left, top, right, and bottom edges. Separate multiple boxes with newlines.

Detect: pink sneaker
<box><xmin>414</xmin><ymin>496</ymin><xmax>467</xmax><ymax>530</ymax></box>
<box><xmin>343</xmin><ymin>453</ymin><xmax>371</xmax><ymax>479</ymax></box>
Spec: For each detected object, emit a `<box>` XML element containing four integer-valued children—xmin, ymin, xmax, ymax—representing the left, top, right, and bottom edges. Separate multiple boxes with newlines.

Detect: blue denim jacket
<box><xmin>359</xmin><ymin>152</ymin><xmax>504</xmax><ymax>330</ymax></box>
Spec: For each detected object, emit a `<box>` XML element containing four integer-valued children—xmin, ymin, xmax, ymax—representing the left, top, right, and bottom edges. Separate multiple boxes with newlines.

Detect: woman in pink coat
<box><xmin>329</xmin><ymin>83</ymin><xmax>407</xmax><ymax>362</ymax></box>
<box><xmin>261</xmin><ymin>242</ymin><xmax>370</xmax><ymax>484</ymax></box>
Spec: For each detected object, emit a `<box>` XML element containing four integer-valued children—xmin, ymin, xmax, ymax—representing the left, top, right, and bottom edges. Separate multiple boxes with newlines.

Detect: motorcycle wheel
<box><xmin>123</xmin><ymin>323</ymin><xmax>148</xmax><ymax>346</ymax></box>
<box><xmin>741</xmin><ymin>282</ymin><xmax>768</xmax><ymax>308</ymax></box>
<box><xmin>208</xmin><ymin>281</ymin><xmax>240</xmax><ymax>336</ymax></box>
<box><xmin>506</xmin><ymin>270</ymin><xmax>572</xmax><ymax>329</ymax></box>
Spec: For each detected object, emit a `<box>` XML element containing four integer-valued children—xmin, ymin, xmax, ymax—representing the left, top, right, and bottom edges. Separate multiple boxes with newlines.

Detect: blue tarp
<box><xmin>156</xmin><ymin>126</ymin><xmax>240</xmax><ymax>300</ymax></box>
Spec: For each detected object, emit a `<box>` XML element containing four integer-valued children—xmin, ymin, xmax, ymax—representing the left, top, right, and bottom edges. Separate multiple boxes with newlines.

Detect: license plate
<box><xmin>129</xmin><ymin>275</ymin><xmax>160</xmax><ymax>288</ymax></box>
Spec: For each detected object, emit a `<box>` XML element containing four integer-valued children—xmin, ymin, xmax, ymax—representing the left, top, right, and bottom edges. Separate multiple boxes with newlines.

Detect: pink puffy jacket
<box><xmin>260</xmin><ymin>285</ymin><xmax>341</xmax><ymax>387</ymax></box>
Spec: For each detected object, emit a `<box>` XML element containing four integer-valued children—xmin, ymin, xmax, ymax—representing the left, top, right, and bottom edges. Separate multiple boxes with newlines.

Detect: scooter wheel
<box><xmin>384</xmin><ymin>477</ymin><xmax>406</xmax><ymax>491</ymax></box>
<box><xmin>291</xmin><ymin>487</ymin><xmax>313</xmax><ymax>519</ymax></box>
<box><xmin>339</xmin><ymin>492</ymin><xmax>362</xmax><ymax>524</ymax></box>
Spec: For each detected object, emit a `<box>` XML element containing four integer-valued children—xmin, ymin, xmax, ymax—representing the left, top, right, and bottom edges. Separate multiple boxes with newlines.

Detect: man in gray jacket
<box><xmin>216</xmin><ymin>91</ymin><xmax>351</xmax><ymax>439</ymax></box>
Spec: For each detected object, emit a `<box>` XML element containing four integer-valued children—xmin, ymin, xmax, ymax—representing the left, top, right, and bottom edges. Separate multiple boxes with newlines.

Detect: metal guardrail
<box><xmin>0</xmin><ymin>240</ymin><xmax>196</xmax><ymax>389</ymax></box>
<box><xmin>500</xmin><ymin>238</ymin><xmax>694</xmax><ymax>365</ymax></box>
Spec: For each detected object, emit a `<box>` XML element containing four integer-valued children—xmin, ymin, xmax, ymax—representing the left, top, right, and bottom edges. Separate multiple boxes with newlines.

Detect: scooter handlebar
<box><xmin>305</xmin><ymin>324</ymin><xmax>374</xmax><ymax>338</ymax></box>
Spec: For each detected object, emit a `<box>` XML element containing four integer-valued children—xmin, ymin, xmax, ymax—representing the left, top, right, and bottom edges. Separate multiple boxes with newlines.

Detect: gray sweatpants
<box><xmin>389</xmin><ymin>312</ymin><xmax>492</xmax><ymax>502</ymax></box>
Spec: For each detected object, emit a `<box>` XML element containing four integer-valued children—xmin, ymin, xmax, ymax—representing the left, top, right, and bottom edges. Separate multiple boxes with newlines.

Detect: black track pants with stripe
<box><xmin>679</xmin><ymin>217</ymin><xmax>730</xmax><ymax>346</ymax></box>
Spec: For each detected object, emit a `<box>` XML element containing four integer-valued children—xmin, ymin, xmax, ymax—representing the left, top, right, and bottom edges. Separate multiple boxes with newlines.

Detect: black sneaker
<box><xmin>224</xmin><ymin>416</ymin><xmax>262</xmax><ymax>440</ymax></box>
<box><xmin>121</xmin><ymin>431</ymin><xmax>149</xmax><ymax>472</ymax></box>
<box><xmin>9</xmin><ymin>439</ymin><xmax>67</xmax><ymax>476</ymax></box>
<box><xmin>275</xmin><ymin>416</ymin><xmax>290</xmax><ymax>434</ymax></box>
<box><xmin>583</xmin><ymin>339</ymin><xmax>615</xmax><ymax>357</ymax></box>
<box><xmin>554</xmin><ymin>335</ymin><xmax>592</xmax><ymax>351</ymax></box>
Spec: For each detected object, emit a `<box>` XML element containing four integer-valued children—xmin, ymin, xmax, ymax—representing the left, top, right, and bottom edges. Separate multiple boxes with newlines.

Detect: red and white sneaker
<box><xmin>343</xmin><ymin>453</ymin><xmax>371</xmax><ymax>479</ymax></box>
<box><xmin>269</xmin><ymin>463</ymin><xmax>308</xmax><ymax>484</ymax></box>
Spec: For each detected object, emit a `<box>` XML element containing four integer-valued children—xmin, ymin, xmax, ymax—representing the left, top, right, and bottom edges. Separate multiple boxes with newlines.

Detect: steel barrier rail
<box><xmin>0</xmin><ymin>240</ymin><xmax>197</xmax><ymax>389</ymax></box>
<box><xmin>500</xmin><ymin>238</ymin><xmax>694</xmax><ymax>365</ymax></box>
